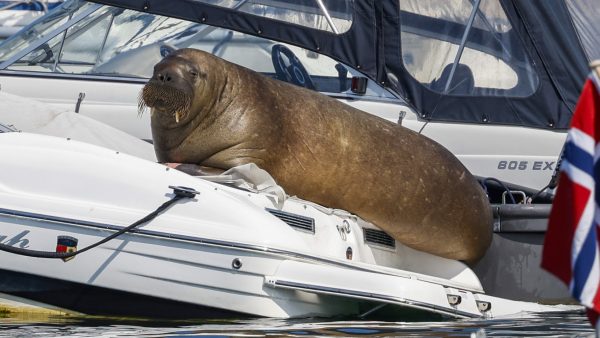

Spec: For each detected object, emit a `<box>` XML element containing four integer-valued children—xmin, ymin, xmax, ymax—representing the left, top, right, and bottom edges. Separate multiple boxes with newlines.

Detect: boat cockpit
<box><xmin>0</xmin><ymin>0</ymin><xmax>376</xmax><ymax>97</ymax></box>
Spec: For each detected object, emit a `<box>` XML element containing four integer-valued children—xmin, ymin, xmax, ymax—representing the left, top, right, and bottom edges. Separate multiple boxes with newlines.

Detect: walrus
<box><xmin>140</xmin><ymin>48</ymin><xmax>492</xmax><ymax>262</ymax></box>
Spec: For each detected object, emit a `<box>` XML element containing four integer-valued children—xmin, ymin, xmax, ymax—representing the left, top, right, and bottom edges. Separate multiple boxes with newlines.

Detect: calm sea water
<box><xmin>0</xmin><ymin>311</ymin><xmax>595</xmax><ymax>337</ymax></box>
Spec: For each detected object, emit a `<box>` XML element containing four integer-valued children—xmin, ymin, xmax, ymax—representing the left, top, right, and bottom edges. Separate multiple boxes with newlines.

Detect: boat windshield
<box><xmin>0</xmin><ymin>123</ymin><xmax>16</xmax><ymax>133</ymax></box>
<box><xmin>0</xmin><ymin>1</ymin><xmax>94</xmax><ymax>63</ymax></box>
<box><xmin>189</xmin><ymin>0</ymin><xmax>354</xmax><ymax>34</ymax></box>
<box><xmin>0</xmin><ymin>0</ymin><xmax>353</xmax><ymax>93</ymax></box>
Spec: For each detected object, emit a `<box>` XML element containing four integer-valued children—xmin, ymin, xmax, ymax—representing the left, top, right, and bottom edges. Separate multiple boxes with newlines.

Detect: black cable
<box><xmin>0</xmin><ymin>187</ymin><xmax>196</xmax><ymax>259</ymax></box>
<box><xmin>528</xmin><ymin>183</ymin><xmax>552</xmax><ymax>203</ymax></box>
<box><xmin>482</xmin><ymin>177</ymin><xmax>517</xmax><ymax>204</ymax></box>
<box><xmin>527</xmin><ymin>147</ymin><xmax>564</xmax><ymax>204</ymax></box>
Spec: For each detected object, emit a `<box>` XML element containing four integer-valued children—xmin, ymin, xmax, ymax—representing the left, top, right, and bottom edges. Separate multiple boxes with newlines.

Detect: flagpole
<box><xmin>591</xmin><ymin>60</ymin><xmax>600</xmax><ymax>79</ymax></box>
<box><xmin>588</xmin><ymin>59</ymin><xmax>600</xmax><ymax>338</ymax></box>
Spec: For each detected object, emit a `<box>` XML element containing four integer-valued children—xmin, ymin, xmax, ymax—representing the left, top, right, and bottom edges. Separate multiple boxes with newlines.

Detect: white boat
<box><xmin>0</xmin><ymin>0</ymin><xmax>596</xmax><ymax>318</ymax></box>
<box><xmin>0</xmin><ymin>130</ymin><xmax>577</xmax><ymax>318</ymax></box>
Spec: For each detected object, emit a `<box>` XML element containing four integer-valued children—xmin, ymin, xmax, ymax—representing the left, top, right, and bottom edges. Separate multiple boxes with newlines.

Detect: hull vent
<box><xmin>363</xmin><ymin>228</ymin><xmax>395</xmax><ymax>249</ymax></box>
<box><xmin>266</xmin><ymin>208</ymin><xmax>315</xmax><ymax>233</ymax></box>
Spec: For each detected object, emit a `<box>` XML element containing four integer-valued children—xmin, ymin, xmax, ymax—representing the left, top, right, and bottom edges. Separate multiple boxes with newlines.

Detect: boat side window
<box><xmin>399</xmin><ymin>0</ymin><xmax>539</xmax><ymax>97</ymax></box>
<box><xmin>194</xmin><ymin>0</ymin><xmax>354</xmax><ymax>34</ymax></box>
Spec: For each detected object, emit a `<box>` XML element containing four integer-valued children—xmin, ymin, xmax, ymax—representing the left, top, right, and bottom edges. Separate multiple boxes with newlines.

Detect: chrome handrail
<box><xmin>444</xmin><ymin>0</ymin><xmax>481</xmax><ymax>94</ymax></box>
<box><xmin>315</xmin><ymin>0</ymin><xmax>339</xmax><ymax>34</ymax></box>
<box><xmin>468</xmin><ymin>0</ymin><xmax>512</xmax><ymax>59</ymax></box>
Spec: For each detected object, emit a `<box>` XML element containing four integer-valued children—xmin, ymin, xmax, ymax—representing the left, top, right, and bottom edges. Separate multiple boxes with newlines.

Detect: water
<box><xmin>0</xmin><ymin>311</ymin><xmax>595</xmax><ymax>337</ymax></box>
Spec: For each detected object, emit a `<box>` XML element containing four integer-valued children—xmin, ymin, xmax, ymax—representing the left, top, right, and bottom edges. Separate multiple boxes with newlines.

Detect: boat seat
<box><xmin>430</xmin><ymin>63</ymin><xmax>474</xmax><ymax>95</ymax></box>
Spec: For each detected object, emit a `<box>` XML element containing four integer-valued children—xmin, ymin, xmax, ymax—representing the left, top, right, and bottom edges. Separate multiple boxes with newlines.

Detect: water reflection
<box><xmin>0</xmin><ymin>311</ymin><xmax>595</xmax><ymax>337</ymax></box>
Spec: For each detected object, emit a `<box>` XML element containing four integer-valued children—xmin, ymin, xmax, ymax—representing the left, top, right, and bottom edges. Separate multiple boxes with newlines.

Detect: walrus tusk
<box><xmin>175</xmin><ymin>111</ymin><xmax>181</xmax><ymax>123</ymax></box>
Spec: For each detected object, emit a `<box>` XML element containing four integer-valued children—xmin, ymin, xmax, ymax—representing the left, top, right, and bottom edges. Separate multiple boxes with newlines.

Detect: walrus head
<box><xmin>140</xmin><ymin>49</ymin><xmax>246</xmax><ymax>164</ymax></box>
<box><xmin>139</xmin><ymin>51</ymin><xmax>203</xmax><ymax>128</ymax></box>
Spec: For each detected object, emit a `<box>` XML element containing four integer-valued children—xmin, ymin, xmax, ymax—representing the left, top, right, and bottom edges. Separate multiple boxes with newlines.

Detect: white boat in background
<box><xmin>0</xmin><ymin>1</ymin><xmax>62</xmax><ymax>39</ymax></box>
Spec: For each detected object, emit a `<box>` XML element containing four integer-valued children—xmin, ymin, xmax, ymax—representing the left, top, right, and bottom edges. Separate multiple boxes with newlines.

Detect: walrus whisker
<box><xmin>137</xmin><ymin>91</ymin><xmax>147</xmax><ymax>117</ymax></box>
<box><xmin>140</xmin><ymin>83</ymin><xmax>192</xmax><ymax>123</ymax></box>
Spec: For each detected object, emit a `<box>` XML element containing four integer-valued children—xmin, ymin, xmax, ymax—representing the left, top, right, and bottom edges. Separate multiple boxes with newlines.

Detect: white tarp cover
<box><xmin>200</xmin><ymin>163</ymin><xmax>287</xmax><ymax>209</ymax></box>
<box><xmin>0</xmin><ymin>92</ymin><xmax>156</xmax><ymax>161</ymax></box>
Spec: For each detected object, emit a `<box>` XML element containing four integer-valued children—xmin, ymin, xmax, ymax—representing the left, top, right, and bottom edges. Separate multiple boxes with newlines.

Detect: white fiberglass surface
<box><xmin>0</xmin><ymin>91</ymin><xmax>156</xmax><ymax>160</ymax></box>
<box><xmin>0</xmin><ymin>133</ymin><xmax>315</xmax><ymax>256</ymax></box>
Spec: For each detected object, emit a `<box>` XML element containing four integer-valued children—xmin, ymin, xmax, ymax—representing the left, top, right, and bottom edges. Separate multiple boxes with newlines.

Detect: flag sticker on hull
<box><xmin>56</xmin><ymin>235</ymin><xmax>78</xmax><ymax>262</ymax></box>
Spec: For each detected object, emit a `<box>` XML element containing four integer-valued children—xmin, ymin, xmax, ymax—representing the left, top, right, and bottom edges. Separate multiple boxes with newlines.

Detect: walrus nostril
<box><xmin>156</xmin><ymin>72</ymin><xmax>173</xmax><ymax>82</ymax></box>
<box><xmin>156</xmin><ymin>73</ymin><xmax>172</xmax><ymax>83</ymax></box>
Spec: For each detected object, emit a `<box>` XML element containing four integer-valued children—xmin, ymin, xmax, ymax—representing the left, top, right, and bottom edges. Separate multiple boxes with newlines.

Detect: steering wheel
<box><xmin>160</xmin><ymin>44</ymin><xmax>177</xmax><ymax>58</ymax></box>
<box><xmin>271</xmin><ymin>44</ymin><xmax>315</xmax><ymax>90</ymax></box>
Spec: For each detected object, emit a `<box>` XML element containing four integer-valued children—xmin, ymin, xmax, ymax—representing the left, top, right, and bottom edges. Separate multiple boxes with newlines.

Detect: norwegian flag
<box><xmin>541</xmin><ymin>69</ymin><xmax>600</xmax><ymax>328</ymax></box>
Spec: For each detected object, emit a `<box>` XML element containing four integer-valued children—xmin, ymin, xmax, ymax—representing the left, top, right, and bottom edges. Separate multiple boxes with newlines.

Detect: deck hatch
<box><xmin>266</xmin><ymin>208</ymin><xmax>315</xmax><ymax>233</ymax></box>
<box><xmin>363</xmin><ymin>228</ymin><xmax>395</xmax><ymax>248</ymax></box>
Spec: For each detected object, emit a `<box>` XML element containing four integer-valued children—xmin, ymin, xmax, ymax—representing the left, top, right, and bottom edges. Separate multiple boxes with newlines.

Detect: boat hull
<box><xmin>0</xmin><ymin>212</ymin><xmax>360</xmax><ymax>318</ymax></box>
<box><xmin>0</xmin><ymin>268</ymin><xmax>249</xmax><ymax>318</ymax></box>
<box><xmin>473</xmin><ymin>204</ymin><xmax>571</xmax><ymax>303</ymax></box>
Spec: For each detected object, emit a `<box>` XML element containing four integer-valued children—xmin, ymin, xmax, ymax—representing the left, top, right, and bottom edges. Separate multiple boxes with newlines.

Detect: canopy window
<box><xmin>399</xmin><ymin>0</ymin><xmax>538</xmax><ymax>97</ymax></box>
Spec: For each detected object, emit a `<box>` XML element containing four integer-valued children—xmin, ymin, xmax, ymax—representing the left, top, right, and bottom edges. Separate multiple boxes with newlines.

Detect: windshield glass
<box><xmin>193</xmin><ymin>0</ymin><xmax>354</xmax><ymax>34</ymax></box>
<box><xmin>0</xmin><ymin>0</ymin><xmax>353</xmax><ymax>93</ymax></box>
<box><xmin>0</xmin><ymin>0</ymin><xmax>94</xmax><ymax>63</ymax></box>
<box><xmin>399</xmin><ymin>0</ymin><xmax>539</xmax><ymax>97</ymax></box>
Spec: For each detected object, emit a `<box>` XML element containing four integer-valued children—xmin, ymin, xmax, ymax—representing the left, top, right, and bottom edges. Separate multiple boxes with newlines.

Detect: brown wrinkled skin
<box><xmin>145</xmin><ymin>48</ymin><xmax>493</xmax><ymax>262</ymax></box>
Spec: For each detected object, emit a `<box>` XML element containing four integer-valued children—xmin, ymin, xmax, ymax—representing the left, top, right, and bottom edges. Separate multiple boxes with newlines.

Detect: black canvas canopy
<box><xmin>89</xmin><ymin>0</ymin><xmax>597</xmax><ymax>130</ymax></box>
